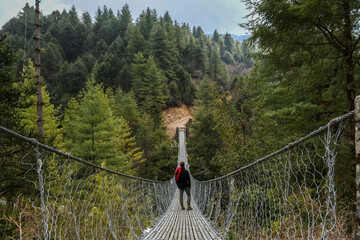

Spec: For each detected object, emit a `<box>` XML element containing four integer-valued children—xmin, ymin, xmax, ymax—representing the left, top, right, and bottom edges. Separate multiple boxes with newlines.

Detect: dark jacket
<box><xmin>174</xmin><ymin>167</ymin><xmax>191</xmax><ymax>189</ymax></box>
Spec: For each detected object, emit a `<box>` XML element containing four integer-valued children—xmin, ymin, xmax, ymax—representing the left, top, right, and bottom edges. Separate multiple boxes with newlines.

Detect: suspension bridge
<box><xmin>0</xmin><ymin>107</ymin><xmax>359</xmax><ymax>239</ymax></box>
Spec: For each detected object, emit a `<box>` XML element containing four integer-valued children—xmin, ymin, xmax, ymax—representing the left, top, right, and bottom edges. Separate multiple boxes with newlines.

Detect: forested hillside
<box><xmin>2</xmin><ymin>0</ymin><xmax>359</xmax><ymax>185</ymax></box>
<box><xmin>0</xmin><ymin>2</ymin><xmax>253</xmax><ymax>200</ymax></box>
<box><xmin>1</xmin><ymin>3</ymin><xmax>252</xmax><ymax>108</ymax></box>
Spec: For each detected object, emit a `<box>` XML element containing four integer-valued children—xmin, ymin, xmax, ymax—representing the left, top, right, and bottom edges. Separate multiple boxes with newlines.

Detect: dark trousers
<box><xmin>179</xmin><ymin>187</ymin><xmax>191</xmax><ymax>207</ymax></box>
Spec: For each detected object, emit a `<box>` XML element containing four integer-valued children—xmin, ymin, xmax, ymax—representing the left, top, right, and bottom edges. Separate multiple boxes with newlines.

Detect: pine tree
<box><xmin>115</xmin><ymin>117</ymin><xmax>144</xmax><ymax>173</ymax></box>
<box><xmin>130</xmin><ymin>52</ymin><xmax>147</xmax><ymax>100</ymax></box>
<box><xmin>223</xmin><ymin>32</ymin><xmax>234</xmax><ymax>53</ymax></box>
<box><xmin>66</xmin><ymin>78</ymin><xmax>117</xmax><ymax>165</ymax></box>
<box><xmin>135</xmin><ymin>114</ymin><xmax>155</xmax><ymax>158</ymax></box>
<box><xmin>130</xmin><ymin>53</ymin><xmax>167</xmax><ymax>125</ymax></box>
<box><xmin>175</xmin><ymin>66</ymin><xmax>196</xmax><ymax>106</ymax></box>
<box><xmin>126</xmin><ymin>25</ymin><xmax>145</xmax><ymax>60</ymax></box>
<box><xmin>173</xmin><ymin>24</ymin><xmax>185</xmax><ymax>53</ymax></box>
<box><xmin>183</xmin><ymin>36</ymin><xmax>197</xmax><ymax>69</ymax></box>
<box><xmin>118</xmin><ymin>3</ymin><xmax>132</xmax><ymax>38</ymax></box>
<box><xmin>195</xmin><ymin>36</ymin><xmax>208</xmax><ymax>70</ymax></box>
<box><xmin>94</xmin><ymin>36</ymin><xmax>127</xmax><ymax>89</ymax></box>
<box><xmin>190</xmin><ymin>26</ymin><xmax>202</xmax><ymax>39</ymax></box>
<box><xmin>19</xmin><ymin>61</ymin><xmax>63</xmax><ymax>144</ymax></box>
<box><xmin>114</xmin><ymin>89</ymin><xmax>141</xmax><ymax>131</ymax></box>
<box><xmin>42</xmin><ymin>42</ymin><xmax>63</xmax><ymax>90</ymax></box>
<box><xmin>0</xmin><ymin>3</ymin><xmax>35</xmax><ymax>52</ymax></box>
<box><xmin>93</xmin><ymin>6</ymin><xmax>118</xmax><ymax>45</ymax></box>
<box><xmin>142</xmin><ymin>56</ymin><xmax>167</xmax><ymax>126</ymax></box>
<box><xmin>59</xmin><ymin>22</ymin><xmax>78</xmax><ymax>61</ymax></box>
<box><xmin>139</xmin><ymin>7</ymin><xmax>158</xmax><ymax>40</ymax></box>
<box><xmin>209</xmin><ymin>44</ymin><xmax>222</xmax><ymax>85</ymax></box>
<box><xmin>148</xmin><ymin>24</ymin><xmax>173</xmax><ymax>69</ymax></box>
<box><xmin>81</xmin><ymin>11</ymin><xmax>93</xmax><ymax>29</ymax></box>
<box><xmin>55</xmin><ymin>58</ymin><xmax>88</xmax><ymax>106</ymax></box>
<box><xmin>163</xmin><ymin>11</ymin><xmax>173</xmax><ymax>25</ymax></box>
<box><xmin>241</xmin><ymin>0</ymin><xmax>360</xmax><ymax>114</ymax></box>
<box><xmin>168</xmin><ymin>80</ymin><xmax>181</xmax><ymax>107</ymax></box>
<box><xmin>145</xmin><ymin>140</ymin><xmax>177</xmax><ymax>180</ymax></box>
<box><xmin>187</xmin><ymin>107</ymin><xmax>222</xmax><ymax>180</ymax></box>
<box><xmin>62</xmin><ymin>97</ymin><xmax>80</xmax><ymax>150</ymax></box>
<box><xmin>212</xmin><ymin>29</ymin><xmax>221</xmax><ymax>44</ymax></box>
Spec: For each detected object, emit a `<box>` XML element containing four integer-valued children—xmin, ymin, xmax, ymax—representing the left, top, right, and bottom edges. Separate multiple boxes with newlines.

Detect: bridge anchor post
<box><xmin>355</xmin><ymin>96</ymin><xmax>360</xmax><ymax>240</ymax></box>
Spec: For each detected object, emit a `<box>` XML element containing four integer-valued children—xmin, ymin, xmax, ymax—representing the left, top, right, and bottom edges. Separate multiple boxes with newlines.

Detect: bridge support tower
<box><xmin>355</xmin><ymin>96</ymin><xmax>360</xmax><ymax>239</ymax></box>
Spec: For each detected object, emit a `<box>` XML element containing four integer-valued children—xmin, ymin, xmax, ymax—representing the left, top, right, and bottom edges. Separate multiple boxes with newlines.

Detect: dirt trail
<box><xmin>163</xmin><ymin>104</ymin><xmax>193</xmax><ymax>138</ymax></box>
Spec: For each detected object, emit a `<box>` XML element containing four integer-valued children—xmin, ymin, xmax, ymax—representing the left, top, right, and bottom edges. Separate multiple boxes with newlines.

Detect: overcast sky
<box><xmin>0</xmin><ymin>0</ymin><xmax>250</xmax><ymax>35</ymax></box>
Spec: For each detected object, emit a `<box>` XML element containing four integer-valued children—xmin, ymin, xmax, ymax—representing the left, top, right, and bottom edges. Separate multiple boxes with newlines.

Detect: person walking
<box><xmin>174</xmin><ymin>161</ymin><xmax>192</xmax><ymax>210</ymax></box>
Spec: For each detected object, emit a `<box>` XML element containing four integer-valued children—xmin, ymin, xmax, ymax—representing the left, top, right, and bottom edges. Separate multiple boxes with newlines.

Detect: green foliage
<box><xmin>0</xmin><ymin>36</ymin><xmax>29</xmax><ymax>129</ymax></box>
<box><xmin>118</xmin><ymin>3</ymin><xmax>132</xmax><ymax>38</ymax></box>
<box><xmin>168</xmin><ymin>80</ymin><xmax>181</xmax><ymax>107</ymax></box>
<box><xmin>209</xmin><ymin>43</ymin><xmax>230</xmax><ymax>88</ymax></box>
<box><xmin>114</xmin><ymin>89</ymin><xmax>141</xmax><ymax>131</ymax></box>
<box><xmin>142</xmin><ymin>140</ymin><xmax>177</xmax><ymax>180</ymax></box>
<box><xmin>212</xmin><ymin>79</ymin><xmax>258</xmax><ymax>173</ymax></box>
<box><xmin>131</xmin><ymin>54</ymin><xmax>167</xmax><ymax>126</ymax></box>
<box><xmin>138</xmin><ymin>8</ymin><xmax>158</xmax><ymax>40</ymax></box>
<box><xmin>19</xmin><ymin>60</ymin><xmax>63</xmax><ymax>144</ymax></box>
<box><xmin>222</xmin><ymin>51</ymin><xmax>235</xmax><ymax>65</ymax></box>
<box><xmin>188</xmin><ymin>106</ymin><xmax>222</xmax><ymax>180</ymax></box>
<box><xmin>0</xmin><ymin>3</ymin><xmax>254</xmax><ymax>188</ymax></box>
<box><xmin>115</xmin><ymin>117</ymin><xmax>143</xmax><ymax>174</ymax></box>
<box><xmin>63</xmin><ymin>78</ymin><xmax>132</xmax><ymax>172</ymax></box>
<box><xmin>42</xmin><ymin>42</ymin><xmax>63</xmax><ymax>89</ymax></box>
<box><xmin>223</xmin><ymin>32</ymin><xmax>234</xmax><ymax>53</ymax></box>
<box><xmin>175</xmin><ymin>66</ymin><xmax>196</xmax><ymax>106</ymax></box>
<box><xmin>1</xmin><ymin>3</ymin><xmax>250</xmax><ymax>109</ymax></box>
<box><xmin>212</xmin><ymin>29</ymin><xmax>221</xmax><ymax>44</ymax></box>
<box><xmin>241</xmin><ymin>0</ymin><xmax>360</xmax><ymax>110</ymax></box>
<box><xmin>0</xmin><ymin>36</ymin><xmax>36</xmax><ymax>200</ymax></box>
<box><xmin>234</xmin><ymin>0</ymin><xmax>360</xmax><ymax>234</ymax></box>
<box><xmin>188</xmin><ymin>76</ymin><xmax>257</xmax><ymax>177</ymax></box>
<box><xmin>135</xmin><ymin>118</ymin><xmax>176</xmax><ymax>179</ymax></box>
<box><xmin>94</xmin><ymin>36</ymin><xmax>129</xmax><ymax>90</ymax></box>
<box><xmin>187</xmin><ymin>78</ymin><xmax>221</xmax><ymax>179</ymax></box>
<box><xmin>130</xmin><ymin>52</ymin><xmax>147</xmax><ymax>96</ymax></box>
<box><xmin>126</xmin><ymin>25</ymin><xmax>145</xmax><ymax>60</ymax></box>
<box><xmin>148</xmin><ymin>24</ymin><xmax>175</xmax><ymax>70</ymax></box>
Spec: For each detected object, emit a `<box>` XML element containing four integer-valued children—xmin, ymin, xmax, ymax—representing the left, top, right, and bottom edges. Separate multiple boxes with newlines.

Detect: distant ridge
<box><xmin>207</xmin><ymin>33</ymin><xmax>251</xmax><ymax>42</ymax></box>
<box><xmin>230</xmin><ymin>34</ymin><xmax>251</xmax><ymax>42</ymax></box>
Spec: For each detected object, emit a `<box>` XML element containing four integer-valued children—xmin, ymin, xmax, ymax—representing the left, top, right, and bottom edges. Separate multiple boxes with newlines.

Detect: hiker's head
<box><xmin>180</xmin><ymin>161</ymin><xmax>185</xmax><ymax>167</ymax></box>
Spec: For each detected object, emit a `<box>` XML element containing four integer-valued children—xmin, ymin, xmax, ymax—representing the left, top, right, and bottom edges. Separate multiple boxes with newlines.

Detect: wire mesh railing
<box><xmin>1</xmin><ymin>109</ymin><xmax>356</xmax><ymax>239</ymax></box>
<box><xmin>0</xmin><ymin>126</ymin><xmax>177</xmax><ymax>240</ymax></box>
<box><xmin>191</xmin><ymin>111</ymin><xmax>354</xmax><ymax>239</ymax></box>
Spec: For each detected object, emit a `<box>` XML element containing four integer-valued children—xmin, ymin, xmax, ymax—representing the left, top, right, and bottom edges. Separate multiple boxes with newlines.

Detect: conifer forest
<box><xmin>1</xmin><ymin>1</ymin><xmax>360</xmax><ymax>239</ymax></box>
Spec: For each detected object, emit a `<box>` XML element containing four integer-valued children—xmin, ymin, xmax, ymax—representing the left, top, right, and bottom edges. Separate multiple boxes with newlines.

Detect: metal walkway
<box><xmin>142</xmin><ymin>127</ymin><xmax>222</xmax><ymax>240</ymax></box>
<box><xmin>142</xmin><ymin>190</ymin><xmax>221</xmax><ymax>240</ymax></box>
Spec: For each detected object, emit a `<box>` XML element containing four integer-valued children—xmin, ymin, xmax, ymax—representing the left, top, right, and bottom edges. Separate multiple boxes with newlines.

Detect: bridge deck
<box><xmin>142</xmin><ymin>190</ymin><xmax>222</xmax><ymax>240</ymax></box>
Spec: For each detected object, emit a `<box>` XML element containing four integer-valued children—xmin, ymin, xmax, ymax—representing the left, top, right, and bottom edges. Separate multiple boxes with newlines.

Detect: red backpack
<box><xmin>174</xmin><ymin>167</ymin><xmax>182</xmax><ymax>181</ymax></box>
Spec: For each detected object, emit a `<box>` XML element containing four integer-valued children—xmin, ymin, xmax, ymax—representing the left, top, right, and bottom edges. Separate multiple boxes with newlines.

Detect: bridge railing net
<box><xmin>191</xmin><ymin>111</ymin><xmax>353</xmax><ymax>239</ymax></box>
<box><xmin>1</xmin><ymin>127</ymin><xmax>176</xmax><ymax>240</ymax></box>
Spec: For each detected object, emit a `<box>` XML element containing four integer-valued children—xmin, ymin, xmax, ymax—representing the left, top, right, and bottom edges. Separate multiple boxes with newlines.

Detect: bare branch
<box><xmin>314</xmin><ymin>24</ymin><xmax>346</xmax><ymax>53</ymax></box>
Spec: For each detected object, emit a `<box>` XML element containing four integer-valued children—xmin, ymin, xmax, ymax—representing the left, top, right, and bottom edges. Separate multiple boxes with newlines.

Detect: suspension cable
<box><xmin>198</xmin><ymin>110</ymin><xmax>354</xmax><ymax>183</ymax></box>
<box><xmin>0</xmin><ymin>125</ymin><xmax>168</xmax><ymax>183</ymax></box>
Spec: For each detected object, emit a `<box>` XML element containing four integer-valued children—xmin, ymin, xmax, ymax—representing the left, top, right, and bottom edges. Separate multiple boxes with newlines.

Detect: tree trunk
<box><xmin>344</xmin><ymin>0</ymin><xmax>356</xmax><ymax>112</ymax></box>
<box><xmin>343</xmin><ymin>2</ymin><xmax>358</xmax><ymax>238</ymax></box>
<box><xmin>35</xmin><ymin>0</ymin><xmax>43</xmax><ymax>137</ymax></box>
